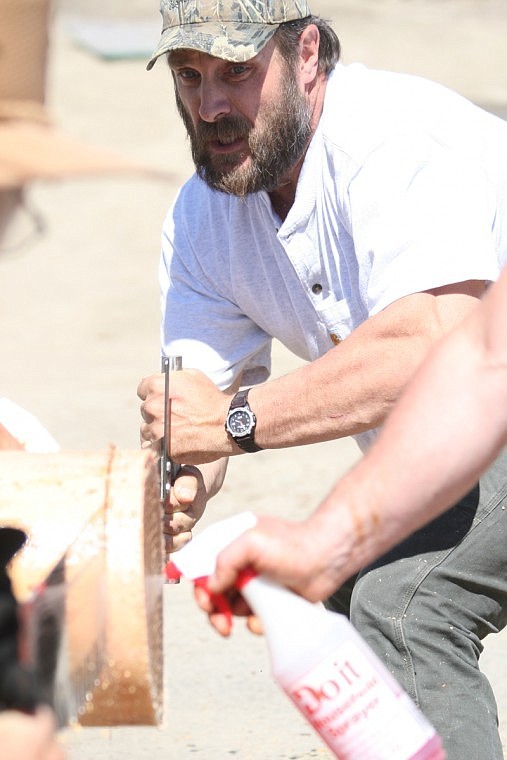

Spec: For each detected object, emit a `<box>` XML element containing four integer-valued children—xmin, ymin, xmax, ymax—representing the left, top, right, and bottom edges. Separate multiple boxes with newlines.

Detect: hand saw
<box><xmin>160</xmin><ymin>355</ymin><xmax>182</xmax><ymax>583</ymax></box>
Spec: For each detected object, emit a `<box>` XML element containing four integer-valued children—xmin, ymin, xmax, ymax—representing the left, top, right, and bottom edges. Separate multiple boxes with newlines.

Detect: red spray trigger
<box><xmin>235</xmin><ymin>567</ymin><xmax>258</xmax><ymax>590</ymax></box>
<box><xmin>165</xmin><ymin>562</ymin><xmax>232</xmax><ymax>625</ymax></box>
<box><xmin>194</xmin><ymin>576</ymin><xmax>233</xmax><ymax>627</ymax></box>
<box><xmin>165</xmin><ymin>512</ymin><xmax>258</xmax><ymax>625</ymax></box>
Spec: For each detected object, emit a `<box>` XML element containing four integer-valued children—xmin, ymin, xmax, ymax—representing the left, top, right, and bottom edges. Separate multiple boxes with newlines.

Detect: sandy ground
<box><xmin>1</xmin><ymin>0</ymin><xmax>507</xmax><ymax>757</ymax></box>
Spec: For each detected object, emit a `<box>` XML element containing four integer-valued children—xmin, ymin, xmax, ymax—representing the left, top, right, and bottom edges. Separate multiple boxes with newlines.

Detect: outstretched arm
<box><xmin>205</xmin><ymin>269</ymin><xmax>507</xmax><ymax>632</ymax></box>
<box><xmin>314</xmin><ymin>265</ymin><xmax>507</xmax><ymax>580</ymax></box>
<box><xmin>140</xmin><ymin>281</ymin><xmax>485</xmax><ymax>464</ymax></box>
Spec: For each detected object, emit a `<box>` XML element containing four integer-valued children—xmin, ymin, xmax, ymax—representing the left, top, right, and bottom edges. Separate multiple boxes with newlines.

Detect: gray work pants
<box><xmin>326</xmin><ymin>447</ymin><xmax>507</xmax><ymax>760</ymax></box>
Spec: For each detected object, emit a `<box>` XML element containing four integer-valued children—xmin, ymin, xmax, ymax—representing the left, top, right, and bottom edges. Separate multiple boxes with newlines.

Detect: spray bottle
<box><xmin>168</xmin><ymin>513</ymin><xmax>446</xmax><ymax>760</ymax></box>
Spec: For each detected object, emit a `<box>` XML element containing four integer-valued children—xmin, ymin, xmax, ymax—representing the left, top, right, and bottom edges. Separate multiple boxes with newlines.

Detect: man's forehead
<box><xmin>168</xmin><ymin>48</ymin><xmax>205</xmax><ymax>65</ymax></box>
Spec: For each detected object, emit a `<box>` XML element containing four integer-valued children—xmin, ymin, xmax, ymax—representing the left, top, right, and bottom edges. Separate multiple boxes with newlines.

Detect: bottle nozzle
<box><xmin>168</xmin><ymin>512</ymin><xmax>257</xmax><ymax>580</ymax></box>
<box><xmin>165</xmin><ymin>561</ymin><xmax>182</xmax><ymax>582</ymax></box>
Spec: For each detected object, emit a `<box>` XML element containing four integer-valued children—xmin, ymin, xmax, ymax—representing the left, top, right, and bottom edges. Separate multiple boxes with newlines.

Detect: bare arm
<box><xmin>311</xmin><ymin>267</ymin><xmax>507</xmax><ymax>579</ymax></box>
<box><xmin>251</xmin><ymin>281</ymin><xmax>484</xmax><ymax>448</ymax></box>
<box><xmin>207</xmin><ymin>270</ymin><xmax>507</xmax><ymax>619</ymax></box>
<box><xmin>140</xmin><ymin>280</ymin><xmax>485</xmax><ymax>463</ymax></box>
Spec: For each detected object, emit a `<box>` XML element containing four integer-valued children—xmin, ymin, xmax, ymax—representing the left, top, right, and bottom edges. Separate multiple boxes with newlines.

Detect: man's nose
<box><xmin>198</xmin><ymin>81</ymin><xmax>231</xmax><ymax>123</ymax></box>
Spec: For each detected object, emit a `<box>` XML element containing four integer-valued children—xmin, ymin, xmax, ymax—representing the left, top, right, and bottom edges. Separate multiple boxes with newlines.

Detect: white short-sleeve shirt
<box><xmin>160</xmin><ymin>63</ymin><xmax>507</xmax><ymax>447</ymax></box>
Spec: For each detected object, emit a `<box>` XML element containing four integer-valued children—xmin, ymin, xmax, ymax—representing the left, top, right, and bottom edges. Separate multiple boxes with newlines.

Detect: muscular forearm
<box><xmin>209</xmin><ymin>278</ymin><xmax>507</xmax><ymax>606</ymax></box>
<box><xmin>250</xmin><ymin>285</ymin><xmax>483</xmax><ymax>451</ymax></box>
<box><xmin>311</xmin><ymin>288</ymin><xmax>507</xmax><ymax>583</ymax></box>
<box><xmin>141</xmin><ymin>283</ymin><xmax>484</xmax><ymax>465</ymax></box>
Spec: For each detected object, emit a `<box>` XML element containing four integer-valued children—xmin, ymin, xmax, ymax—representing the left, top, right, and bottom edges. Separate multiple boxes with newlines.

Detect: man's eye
<box><xmin>179</xmin><ymin>69</ymin><xmax>199</xmax><ymax>81</ymax></box>
<box><xmin>229</xmin><ymin>65</ymin><xmax>248</xmax><ymax>76</ymax></box>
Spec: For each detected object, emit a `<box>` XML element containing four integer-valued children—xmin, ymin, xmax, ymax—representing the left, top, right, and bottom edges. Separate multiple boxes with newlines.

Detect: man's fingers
<box><xmin>209</xmin><ymin>531</ymin><xmax>260</xmax><ymax>593</ymax></box>
<box><xmin>194</xmin><ymin>586</ymin><xmax>233</xmax><ymax>637</ymax></box>
<box><xmin>136</xmin><ymin>378</ymin><xmax>146</xmax><ymax>400</ymax></box>
<box><xmin>172</xmin><ymin>466</ymin><xmax>201</xmax><ymax>498</ymax></box>
<box><xmin>140</xmin><ymin>420</ymin><xmax>162</xmax><ymax>444</ymax></box>
<box><xmin>165</xmin><ymin>530</ymin><xmax>193</xmax><ymax>553</ymax></box>
<box><xmin>163</xmin><ymin>511</ymin><xmax>194</xmax><ymax>534</ymax></box>
<box><xmin>246</xmin><ymin>615</ymin><xmax>264</xmax><ymax>636</ymax></box>
<box><xmin>209</xmin><ymin>611</ymin><xmax>233</xmax><ymax>637</ymax></box>
<box><xmin>194</xmin><ymin>584</ymin><xmax>213</xmax><ymax>612</ymax></box>
<box><xmin>194</xmin><ymin>584</ymin><xmax>262</xmax><ymax>637</ymax></box>
<box><xmin>137</xmin><ymin>373</ymin><xmax>164</xmax><ymax>400</ymax></box>
<box><xmin>138</xmin><ymin>373</ymin><xmax>167</xmax><ymax>445</ymax></box>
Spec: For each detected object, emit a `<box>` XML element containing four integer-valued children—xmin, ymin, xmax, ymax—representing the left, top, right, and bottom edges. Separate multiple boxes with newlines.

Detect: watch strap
<box><xmin>227</xmin><ymin>388</ymin><xmax>262</xmax><ymax>453</ymax></box>
<box><xmin>229</xmin><ymin>388</ymin><xmax>251</xmax><ymax>410</ymax></box>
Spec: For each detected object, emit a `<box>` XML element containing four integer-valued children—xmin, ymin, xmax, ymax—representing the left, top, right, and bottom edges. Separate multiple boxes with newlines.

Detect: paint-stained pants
<box><xmin>326</xmin><ymin>447</ymin><xmax>507</xmax><ymax>760</ymax></box>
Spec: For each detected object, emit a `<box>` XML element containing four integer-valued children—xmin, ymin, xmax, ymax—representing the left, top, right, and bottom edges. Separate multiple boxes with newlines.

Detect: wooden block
<box><xmin>0</xmin><ymin>447</ymin><xmax>164</xmax><ymax>726</ymax></box>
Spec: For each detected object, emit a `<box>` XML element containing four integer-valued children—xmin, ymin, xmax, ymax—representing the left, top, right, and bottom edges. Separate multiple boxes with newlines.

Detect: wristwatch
<box><xmin>225</xmin><ymin>388</ymin><xmax>262</xmax><ymax>453</ymax></box>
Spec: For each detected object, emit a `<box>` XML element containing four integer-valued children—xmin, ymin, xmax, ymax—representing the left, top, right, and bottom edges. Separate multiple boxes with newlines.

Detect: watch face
<box><xmin>227</xmin><ymin>408</ymin><xmax>254</xmax><ymax>436</ymax></box>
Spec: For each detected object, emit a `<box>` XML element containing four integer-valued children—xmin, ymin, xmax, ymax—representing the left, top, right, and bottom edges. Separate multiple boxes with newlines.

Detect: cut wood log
<box><xmin>0</xmin><ymin>447</ymin><xmax>164</xmax><ymax>727</ymax></box>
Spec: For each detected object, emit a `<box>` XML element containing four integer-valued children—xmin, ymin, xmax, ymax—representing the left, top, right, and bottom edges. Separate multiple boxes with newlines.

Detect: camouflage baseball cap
<box><xmin>147</xmin><ymin>0</ymin><xmax>312</xmax><ymax>69</ymax></box>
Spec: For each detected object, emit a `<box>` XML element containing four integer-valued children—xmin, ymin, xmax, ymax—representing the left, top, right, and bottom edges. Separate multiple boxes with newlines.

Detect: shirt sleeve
<box><xmin>347</xmin><ymin>134</ymin><xmax>500</xmax><ymax>315</ymax></box>
<box><xmin>159</xmin><ymin>190</ymin><xmax>272</xmax><ymax>390</ymax></box>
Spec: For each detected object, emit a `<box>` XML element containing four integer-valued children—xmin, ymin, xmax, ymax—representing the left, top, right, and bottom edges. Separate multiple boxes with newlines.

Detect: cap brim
<box><xmin>147</xmin><ymin>21</ymin><xmax>278</xmax><ymax>70</ymax></box>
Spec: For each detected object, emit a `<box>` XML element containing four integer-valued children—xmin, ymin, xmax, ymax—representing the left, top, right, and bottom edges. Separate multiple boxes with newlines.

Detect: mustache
<box><xmin>194</xmin><ymin>116</ymin><xmax>251</xmax><ymax>146</ymax></box>
<box><xmin>174</xmin><ymin>87</ymin><xmax>251</xmax><ymax>151</ymax></box>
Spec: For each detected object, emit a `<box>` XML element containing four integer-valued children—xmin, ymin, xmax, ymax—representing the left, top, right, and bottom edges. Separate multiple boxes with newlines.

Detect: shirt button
<box><xmin>329</xmin><ymin>332</ymin><xmax>342</xmax><ymax>345</ymax></box>
<box><xmin>312</xmin><ymin>283</ymin><xmax>323</xmax><ymax>295</ymax></box>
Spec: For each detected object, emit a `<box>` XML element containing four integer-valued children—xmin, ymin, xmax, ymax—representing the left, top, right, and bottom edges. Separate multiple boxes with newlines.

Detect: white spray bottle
<box><xmin>168</xmin><ymin>513</ymin><xmax>446</xmax><ymax>760</ymax></box>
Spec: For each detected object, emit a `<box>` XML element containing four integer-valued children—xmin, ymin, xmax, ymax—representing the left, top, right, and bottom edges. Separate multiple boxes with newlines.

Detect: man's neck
<box><xmin>268</xmin><ymin>173</ymin><xmax>301</xmax><ymax>221</ymax></box>
<box><xmin>268</xmin><ymin>73</ymin><xmax>327</xmax><ymax>222</ymax></box>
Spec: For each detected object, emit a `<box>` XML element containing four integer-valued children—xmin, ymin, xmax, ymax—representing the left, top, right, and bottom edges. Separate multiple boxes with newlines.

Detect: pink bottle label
<box><xmin>286</xmin><ymin>639</ymin><xmax>439</xmax><ymax>760</ymax></box>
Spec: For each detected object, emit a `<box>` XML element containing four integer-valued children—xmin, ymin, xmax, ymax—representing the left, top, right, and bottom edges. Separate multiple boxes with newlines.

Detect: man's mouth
<box><xmin>208</xmin><ymin>136</ymin><xmax>246</xmax><ymax>154</ymax></box>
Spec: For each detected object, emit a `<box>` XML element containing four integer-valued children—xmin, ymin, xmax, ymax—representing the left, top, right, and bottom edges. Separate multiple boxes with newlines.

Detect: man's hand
<box><xmin>0</xmin><ymin>706</ymin><xmax>65</xmax><ymax>760</ymax></box>
<box><xmin>195</xmin><ymin>514</ymin><xmax>351</xmax><ymax>636</ymax></box>
<box><xmin>162</xmin><ymin>459</ymin><xmax>229</xmax><ymax>554</ymax></box>
<box><xmin>138</xmin><ymin>369</ymin><xmax>232</xmax><ymax>465</ymax></box>
<box><xmin>163</xmin><ymin>466</ymin><xmax>208</xmax><ymax>552</ymax></box>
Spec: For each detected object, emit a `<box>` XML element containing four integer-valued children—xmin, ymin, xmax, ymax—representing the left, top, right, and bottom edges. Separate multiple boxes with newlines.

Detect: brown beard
<box><xmin>174</xmin><ymin>62</ymin><xmax>312</xmax><ymax>196</ymax></box>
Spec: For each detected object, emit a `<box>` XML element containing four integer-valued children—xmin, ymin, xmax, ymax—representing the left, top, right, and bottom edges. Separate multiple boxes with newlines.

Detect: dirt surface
<box><xmin>1</xmin><ymin>0</ymin><xmax>506</xmax><ymax>757</ymax></box>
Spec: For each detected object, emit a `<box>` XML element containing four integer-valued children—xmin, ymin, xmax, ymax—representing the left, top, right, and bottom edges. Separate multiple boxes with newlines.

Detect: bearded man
<box><xmin>138</xmin><ymin>2</ymin><xmax>507</xmax><ymax>758</ymax></box>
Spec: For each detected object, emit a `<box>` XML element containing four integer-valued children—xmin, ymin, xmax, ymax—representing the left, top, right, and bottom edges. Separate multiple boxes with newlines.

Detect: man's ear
<box><xmin>298</xmin><ymin>24</ymin><xmax>320</xmax><ymax>84</ymax></box>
